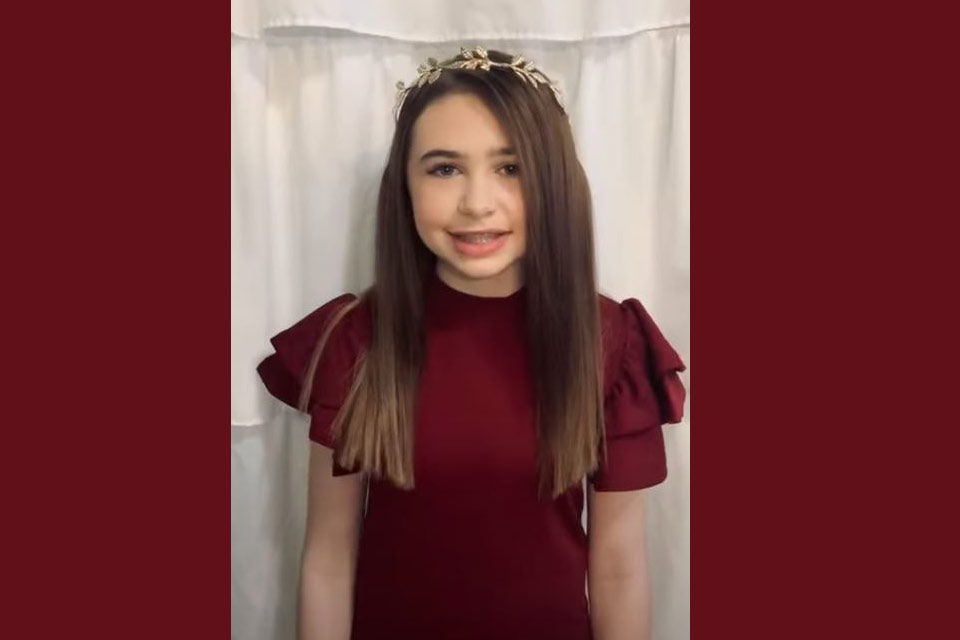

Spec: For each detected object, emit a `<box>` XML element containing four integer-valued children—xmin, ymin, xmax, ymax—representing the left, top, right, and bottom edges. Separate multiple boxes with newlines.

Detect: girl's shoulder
<box><xmin>257</xmin><ymin>292</ymin><xmax>372</xmax><ymax>413</ymax></box>
<box><xmin>280</xmin><ymin>292</ymin><xmax>372</xmax><ymax>351</ymax></box>
<box><xmin>590</xmin><ymin>292</ymin><xmax>687</xmax><ymax>491</ymax></box>
<box><xmin>596</xmin><ymin>292</ymin><xmax>686</xmax><ymax>416</ymax></box>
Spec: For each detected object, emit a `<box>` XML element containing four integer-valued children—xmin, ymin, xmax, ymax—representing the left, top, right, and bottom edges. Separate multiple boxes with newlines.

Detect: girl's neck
<box><xmin>435</xmin><ymin>262</ymin><xmax>524</xmax><ymax>299</ymax></box>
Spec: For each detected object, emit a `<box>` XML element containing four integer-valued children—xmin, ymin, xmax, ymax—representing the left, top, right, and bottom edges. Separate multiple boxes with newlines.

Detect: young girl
<box><xmin>257</xmin><ymin>47</ymin><xmax>686</xmax><ymax>640</ymax></box>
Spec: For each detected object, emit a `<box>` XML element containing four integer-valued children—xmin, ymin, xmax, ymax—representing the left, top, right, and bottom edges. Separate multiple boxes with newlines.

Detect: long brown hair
<box><xmin>301</xmin><ymin>49</ymin><xmax>605</xmax><ymax>499</ymax></box>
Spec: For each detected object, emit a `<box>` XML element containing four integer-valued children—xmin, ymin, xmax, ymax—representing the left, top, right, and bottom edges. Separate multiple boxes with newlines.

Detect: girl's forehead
<box><xmin>411</xmin><ymin>94</ymin><xmax>511</xmax><ymax>151</ymax></box>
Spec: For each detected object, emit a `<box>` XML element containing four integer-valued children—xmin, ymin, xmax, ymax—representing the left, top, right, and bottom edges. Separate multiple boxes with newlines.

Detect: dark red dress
<box><xmin>257</xmin><ymin>270</ymin><xmax>686</xmax><ymax>640</ymax></box>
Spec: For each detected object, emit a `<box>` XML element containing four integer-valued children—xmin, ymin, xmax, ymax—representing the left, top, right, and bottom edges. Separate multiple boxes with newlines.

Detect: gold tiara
<box><xmin>393</xmin><ymin>46</ymin><xmax>565</xmax><ymax>120</ymax></box>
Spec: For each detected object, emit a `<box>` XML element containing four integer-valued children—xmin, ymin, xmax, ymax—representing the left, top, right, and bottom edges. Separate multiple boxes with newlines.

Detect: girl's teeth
<box><xmin>458</xmin><ymin>233</ymin><xmax>501</xmax><ymax>243</ymax></box>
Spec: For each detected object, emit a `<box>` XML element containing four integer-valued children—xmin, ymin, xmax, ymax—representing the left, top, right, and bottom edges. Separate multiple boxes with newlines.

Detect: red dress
<box><xmin>257</xmin><ymin>270</ymin><xmax>686</xmax><ymax>640</ymax></box>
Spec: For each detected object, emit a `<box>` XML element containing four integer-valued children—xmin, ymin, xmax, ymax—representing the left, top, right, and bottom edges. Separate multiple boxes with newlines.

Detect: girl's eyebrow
<box><xmin>417</xmin><ymin>147</ymin><xmax>516</xmax><ymax>163</ymax></box>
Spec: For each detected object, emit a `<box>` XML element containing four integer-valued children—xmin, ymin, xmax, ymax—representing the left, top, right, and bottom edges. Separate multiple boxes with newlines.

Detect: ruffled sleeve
<box><xmin>590</xmin><ymin>297</ymin><xmax>687</xmax><ymax>491</ymax></box>
<box><xmin>256</xmin><ymin>293</ymin><xmax>371</xmax><ymax>476</ymax></box>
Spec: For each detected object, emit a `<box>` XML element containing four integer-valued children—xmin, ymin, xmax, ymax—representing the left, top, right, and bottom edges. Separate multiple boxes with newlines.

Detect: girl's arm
<box><xmin>587</xmin><ymin>487</ymin><xmax>652</xmax><ymax>640</ymax></box>
<box><xmin>298</xmin><ymin>442</ymin><xmax>367</xmax><ymax>640</ymax></box>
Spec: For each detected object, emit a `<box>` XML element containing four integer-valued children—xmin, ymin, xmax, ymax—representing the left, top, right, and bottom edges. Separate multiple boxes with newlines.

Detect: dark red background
<box><xmin>3</xmin><ymin>2</ymin><xmax>957</xmax><ymax>637</ymax></box>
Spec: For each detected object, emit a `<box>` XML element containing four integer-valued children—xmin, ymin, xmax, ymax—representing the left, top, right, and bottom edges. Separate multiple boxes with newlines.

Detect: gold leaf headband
<box><xmin>393</xmin><ymin>46</ymin><xmax>565</xmax><ymax>120</ymax></box>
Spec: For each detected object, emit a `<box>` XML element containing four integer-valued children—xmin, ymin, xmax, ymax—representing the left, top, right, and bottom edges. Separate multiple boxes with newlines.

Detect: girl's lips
<box><xmin>449</xmin><ymin>232</ymin><xmax>510</xmax><ymax>257</ymax></box>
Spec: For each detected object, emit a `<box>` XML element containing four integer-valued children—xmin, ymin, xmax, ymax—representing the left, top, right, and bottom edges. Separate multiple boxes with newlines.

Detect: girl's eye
<box><xmin>499</xmin><ymin>164</ymin><xmax>519</xmax><ymax>176</ymax></box>
<box><xmin>428</xmin><ymin>164</ymin><xmax>459</xmax><ymax>177</ymax></box>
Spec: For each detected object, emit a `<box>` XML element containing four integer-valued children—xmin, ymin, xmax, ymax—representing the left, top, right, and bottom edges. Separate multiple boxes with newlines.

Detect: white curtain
<box><xmin>232</xmin><ymin>2</ymin><xmax>690</xmax><ymax>638</ymax></box>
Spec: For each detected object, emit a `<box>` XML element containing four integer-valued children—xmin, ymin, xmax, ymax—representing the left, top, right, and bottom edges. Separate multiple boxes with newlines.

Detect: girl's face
<box><xmin>406</xmin><ymin>92</ymin><xmax>527</xmax><ymax>297</ymax></box>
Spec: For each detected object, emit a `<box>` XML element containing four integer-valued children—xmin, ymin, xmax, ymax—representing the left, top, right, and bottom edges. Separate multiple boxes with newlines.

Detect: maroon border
<box><xmin>5</xmin><ymin>6</ymin><xmax>226</xmax><ymax>638</ymax></box>
<box><xmin>691</xmin><ymin>5</ymin><xmax>957</xmax><ymax>638</ymax></box>
<box><xmin>6</xmin><ymin>3</ymin><xmax>953</xmax><ymax>638</ymax></box>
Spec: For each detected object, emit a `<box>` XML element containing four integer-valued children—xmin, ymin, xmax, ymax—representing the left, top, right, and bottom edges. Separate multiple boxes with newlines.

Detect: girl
<box><xmin>257</xmin><ymin>47</ymin><xmax>686</xmax><ymax>640</ymax></box>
